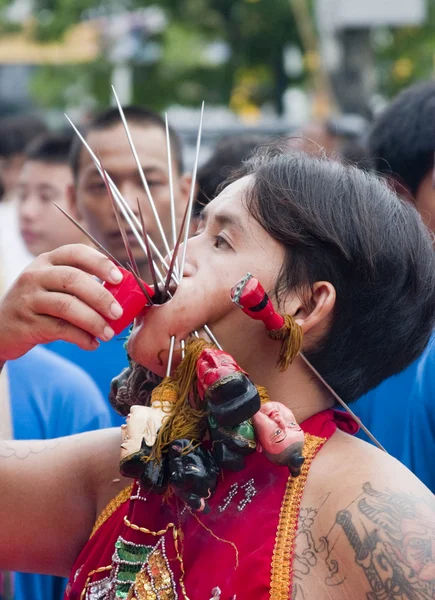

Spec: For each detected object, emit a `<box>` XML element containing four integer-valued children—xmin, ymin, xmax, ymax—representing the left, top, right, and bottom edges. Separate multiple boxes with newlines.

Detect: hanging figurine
<box><xmin>252</xmin><ymin>402</ymin><xmax>305</xmax><ymax>477</ymax></box>
<box><xmin>119</xmin><ymin>404</ymin><xmax>170</xmax><ymax>494</ymax></box>
<box><xmin>168</xmin><ymin>439</ymin><xmax>220</xmax><ymax>513</ymax></box>
<box><xmin>208</xmin><ymin>414</ymin><xmax>256</xmax><ymax>472</ymax></box>
<box><xmin>196</xmin><ymin>347</ymin><xmax>261</xmax><ymax>427</ymax></box>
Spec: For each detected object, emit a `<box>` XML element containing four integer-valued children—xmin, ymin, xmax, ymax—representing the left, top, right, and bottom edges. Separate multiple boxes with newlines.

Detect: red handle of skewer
<box><xmin>103</xmin><ymin>266</ymin><xmax>154</xmax><ymax>335</ymax></box>
<box><xmin>231</xmin><ymin>274</ymin><xmax>284</xmax><ymax>332</ymax></box>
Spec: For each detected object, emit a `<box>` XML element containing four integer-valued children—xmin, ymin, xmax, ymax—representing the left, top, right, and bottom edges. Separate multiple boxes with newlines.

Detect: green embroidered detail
<box><xmin>112</xmin><ymin>537</ymin><xmax>153</xmax><ymax>598</ymax></box>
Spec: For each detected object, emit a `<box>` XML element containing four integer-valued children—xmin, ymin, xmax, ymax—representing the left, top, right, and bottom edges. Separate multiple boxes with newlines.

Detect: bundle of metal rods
<box><xmin>56</xmin><ymin>88</ymin><xmax>385</xmax><ymax>452</ymax></box>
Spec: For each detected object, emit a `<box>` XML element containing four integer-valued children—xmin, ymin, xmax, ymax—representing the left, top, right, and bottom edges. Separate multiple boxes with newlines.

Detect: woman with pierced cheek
<box><xmin>1</xmin><ymin>147</ymin><xmax>435</xmax><ymax>600</ymax></box>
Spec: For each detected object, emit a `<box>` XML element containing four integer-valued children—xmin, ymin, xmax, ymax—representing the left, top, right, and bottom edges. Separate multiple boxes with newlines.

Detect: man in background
<box><xmin>17</xmin><ymin>132</ymin><xmax>88</xmax><ymax>256</ymax></box>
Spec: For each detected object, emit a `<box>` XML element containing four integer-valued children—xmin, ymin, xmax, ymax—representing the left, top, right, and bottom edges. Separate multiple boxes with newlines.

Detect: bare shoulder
<box><xmin>292</xmin><ymin>431</ymin><xmax>435</xmax><ymax>600</ymax></box>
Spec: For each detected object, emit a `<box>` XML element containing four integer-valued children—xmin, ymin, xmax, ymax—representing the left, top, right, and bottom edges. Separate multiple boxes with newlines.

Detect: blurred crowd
<box><xmin>1</xmin><ymin>78</ymin><xmax>435</xmax><ymax>599</ymax></box>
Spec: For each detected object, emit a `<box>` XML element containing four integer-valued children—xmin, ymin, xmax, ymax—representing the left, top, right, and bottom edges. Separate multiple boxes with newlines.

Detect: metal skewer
<box><xmin>137</xmin><ymin>199</ymin><xmax>160</xmax><ymax>302</ymax></box>
<box><xmin>112</xmin><ymin>86</ymin><xmax>173</xmax><ymax>260</ymax></box>
<box><xmin>64</xmin><ymin>115</ymin><xmax>175</xmax><ymax>285</ymax></box>
<box><xmin>99</xmin><ymin>154</ymin><xmax>141</xmax><ymax>278</ymax></box>
<box><xmin>299</xmin><ymin>353</ymin><xmax>387</xmax><ymax>452</ymax></box>
<box><xmin>166</xmin><ymin>336</ymin><xmax>176</xmax><ymax>377</ymax></box>
<box><xmin>179</xmin><ymin>102</ymin><xmax>204</xmax><ymax>279</ymax></box>
<box><xmin>53</xmin><ymin>202</ymin><xmax>122</xmax><ymax>268</ymax></box>
<box><xmin>165</xmin><ymin>112</ymin><xmax>179</xmax><ymax>278</ymax></box>
<box><xmin>163</xmin><ymin>194</ymin><xmax>191</xmax><ymax>299</ymax></box>
<box><xmin>65</xmin><ymin>111</ymin><xmax>222</xmax><ymax>350</ymax></box>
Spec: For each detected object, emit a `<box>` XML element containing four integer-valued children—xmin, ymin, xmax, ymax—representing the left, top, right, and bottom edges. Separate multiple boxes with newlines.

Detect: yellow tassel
<box><xmin>257</xmin><ymin>385</ymin><xmax>271</xmax><ymax>405</ymax></box>
<box><xmin>146</xmin><ymin>338</ymin><xmax>213</xmax><ymax>463</ymax></box>
<box><xmin>268</xmin><ymin>314</ymin><xmax>303</xmax><ymax>372</ymax></box>
<box><xmin>175</xmin><ymin>338</ymin><xmax>211</xmax><ymax>404</ymax></box>
<box><xmin>150</xmin><ymin>377</ymin><xmax>178</xmax><ymax>410</ymax></box>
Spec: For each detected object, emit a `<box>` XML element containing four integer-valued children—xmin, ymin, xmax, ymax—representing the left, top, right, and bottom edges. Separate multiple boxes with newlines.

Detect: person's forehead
<box><xmin>204</xmin><ymin>175</ymin><xmax>252</xmax><ymax>220</ymax></box>
<box><xmin>20</xmin><ymin>160</ymin><xmax>72</xmax><ymax>180</ymax></box>
<box><xmin>80</xmin><ymin>123</ymin><xmax>169</xmax><ymax>170</ymax></box>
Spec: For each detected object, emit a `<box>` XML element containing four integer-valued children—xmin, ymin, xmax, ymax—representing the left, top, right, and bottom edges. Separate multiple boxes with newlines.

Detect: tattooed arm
<box><xmin>0</xmin><ymin>428</ymin><xmax>127</xmax><ymax>577</ymax></box>
<box><xmin>293</xmin><ymin>433</ymin><xmax>435</xmax><ymax>600</ymax></box>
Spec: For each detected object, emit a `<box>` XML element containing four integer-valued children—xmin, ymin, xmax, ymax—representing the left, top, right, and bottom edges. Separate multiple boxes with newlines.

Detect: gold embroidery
<box><xmin>130</xmin><ymin>548</ymin><xmax>176</xmax><ymax>599</ymax></box>
<box><xmin>270</xmin><ymin>433</ymin><xmax>326</xmax><ymax>600</ymax></box>
<box><xmin>90</xmin><ymin>484</ymin><xmax>133</xmax><ymax>538</ymax></box>
<box><xmin>124</xmin><ymin>517</ymin><xmax>191</xmax><ymax>600</ymax></box>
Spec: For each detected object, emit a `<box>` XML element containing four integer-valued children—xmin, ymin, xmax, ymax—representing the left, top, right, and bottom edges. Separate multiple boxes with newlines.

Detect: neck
<box><xmin>213</xmin><ymin>318</ymin><xmax>335</xmax><ymax>423</ymax></box>
<box><xmin>232</xmin><ymin>334</ymin><xmax>334</xmax><ymax>423</ymax></box>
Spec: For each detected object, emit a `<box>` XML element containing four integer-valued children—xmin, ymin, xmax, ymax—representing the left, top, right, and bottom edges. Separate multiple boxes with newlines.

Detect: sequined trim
<box><xmin>90</xmin><ymin>484</ymin><xmax>133</xmax><ymax>538</ymax></box>
<box><xmin>269</xmin><ymin>433</ymin><xmax>326</xmax><ymax>600</ymax></box>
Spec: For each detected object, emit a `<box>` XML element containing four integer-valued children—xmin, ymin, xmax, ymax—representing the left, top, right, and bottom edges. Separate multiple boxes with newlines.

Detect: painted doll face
<box><xmin>120</xmin><ymin>404</ymin><xmax>170</xmax><ymax>461</ymax></box>
<box><xmin>252</xmin><ymin>402</ymin><xmax>304</xmax><ymax>456</ymax></box>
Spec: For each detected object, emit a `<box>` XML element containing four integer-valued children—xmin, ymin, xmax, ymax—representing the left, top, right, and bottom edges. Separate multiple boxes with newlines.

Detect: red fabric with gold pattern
<box><xmin>65</xmin><ymin>409</ymin><xmax>357</xmax><ymax>600</ymax></box>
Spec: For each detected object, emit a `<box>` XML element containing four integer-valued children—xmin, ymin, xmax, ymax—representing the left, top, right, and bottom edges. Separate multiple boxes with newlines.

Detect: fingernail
<box><xmin>103</xmin><ymin>326</ymin><xmax>115</xmax><ymax>341</ymax></box>
<box><xmin>91</xmin><ymin>338</ymin><xmax>100</xmax><ymax>350</ymax></box>
<box><xmin>110</xmin><ymin>267</ymin><xmax>123</xmax><ymax>283</ymax></box>
<box><xmin>110</xmin><ymin>302</ymin><xmax>123</xmax><ymax>319</ymax></box>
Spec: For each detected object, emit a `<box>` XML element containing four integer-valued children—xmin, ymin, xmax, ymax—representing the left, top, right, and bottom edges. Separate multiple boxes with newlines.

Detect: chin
<box><xmin>127</xmin><ymin>311</ymin><xmax>186</xmax><ymax>376</ymax></box>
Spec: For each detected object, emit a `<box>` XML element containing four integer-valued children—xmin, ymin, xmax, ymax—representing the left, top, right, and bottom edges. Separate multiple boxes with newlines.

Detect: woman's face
<box><xmin>127</xmin><ymin>175</ymin><xmax>287</xmax><ymax>375</ymax></box>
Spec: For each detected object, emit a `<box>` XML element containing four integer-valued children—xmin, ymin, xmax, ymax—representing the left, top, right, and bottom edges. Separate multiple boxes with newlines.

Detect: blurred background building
<box><xmin>0</xmin><ymin>0</ymin><xmax>431</xmax><ymax>159</ymax></box>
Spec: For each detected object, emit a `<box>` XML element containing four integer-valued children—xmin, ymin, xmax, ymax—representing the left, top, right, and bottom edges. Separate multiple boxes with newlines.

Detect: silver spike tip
<box><xmin>231</xmin><ymin>272</ymin><xmax>253</xmax><ymax>307</ymax></box>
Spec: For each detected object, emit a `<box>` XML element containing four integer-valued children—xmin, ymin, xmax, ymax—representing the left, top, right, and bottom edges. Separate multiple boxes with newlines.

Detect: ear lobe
<box><xmin>294</xmin><ymin>281</ymin><xmax>336</xmax><ymax>336</ymax></box>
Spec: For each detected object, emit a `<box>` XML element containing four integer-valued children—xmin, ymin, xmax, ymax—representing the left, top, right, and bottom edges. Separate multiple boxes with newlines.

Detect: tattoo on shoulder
<box><xmin>0</xmin><ymin>439</ymin><xmax>60</xmax><ymax>459</ymax></box>
<box><xmin>293</xmin><ymin>482</ymin><xmax>435</xmax><ymax>600</ymax></box>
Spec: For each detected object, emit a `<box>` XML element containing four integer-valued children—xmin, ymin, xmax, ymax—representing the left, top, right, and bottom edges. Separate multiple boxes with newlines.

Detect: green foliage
<box><xmin>374</xmin><ymin>0</ymin><xmax>435</xmax><ymax>97</ymax></box>
<box><xmin>14</xmin><ymin>0</ymin><xmax>303</xmax><ymax>113</ymax></box>
<box><xmin>4</xmin><ymin>0</ymin><xmax>434</xmax><ymax>113</ymax></box>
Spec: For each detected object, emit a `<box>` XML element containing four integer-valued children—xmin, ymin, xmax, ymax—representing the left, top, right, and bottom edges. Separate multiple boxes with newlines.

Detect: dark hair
<box><xmin>69</xmin><ymin>105</ymin><xmax>184</xmax><ymax>179</ymax></box>
<box><xmin>195</xmin><ymin>134</ymin><xmax>270</xmax><ymax>215</ymax></box>
<box><xmin>25</xmin><ymin>131</ymin><xmax>73</xmax><ymax>165</ymax></box>
<box><xmin>236</xmin><ymin>146</ymin><xmax>435</xmax><ymax>402</ymax></box>
<box><xmin>368</xmin><ymin>81</ymin><xmax>435</xmax><ymax>196</ymax></box>
<box><xmin>0</xmin><ymin>114</ymin><xmax>48</xmax><ymax>158</ymax></box>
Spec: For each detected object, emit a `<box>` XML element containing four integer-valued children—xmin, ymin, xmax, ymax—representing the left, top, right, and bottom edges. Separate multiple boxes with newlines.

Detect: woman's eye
<box><xmin>274</xmin><ymin>429</ymin><xmax>282</xmax><ymax>436</ymax></box>
<box><xmin>213</xmin><ymin>235</ymin><xmax>230</xmax><ymax>249</ymax></box>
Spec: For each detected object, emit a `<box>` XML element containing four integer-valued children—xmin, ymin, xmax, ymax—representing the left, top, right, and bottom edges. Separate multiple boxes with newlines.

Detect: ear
<box><xmin>292</xmin><ymin>281</ymin><xmax>336</xmax><ymax>337</ymax></box>
<box><xmin>66</xmin><ymin>183</ymin><xmax>81</xmax><ymax>219</ymax></box>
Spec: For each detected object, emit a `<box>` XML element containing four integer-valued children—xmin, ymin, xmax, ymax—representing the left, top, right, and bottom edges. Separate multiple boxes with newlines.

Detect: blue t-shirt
<box><xmin>46</xmin><ymin>330</ymin><xmax>129</xmax><ymax>427</ymax></box>
<box><xmin>351</xmin><ymin>334</ymin><xmax>435</xmax><ymax>493</ymax></box>
<box><xmin>8</xmin><ymin>346</ymin><xmax>112</xmax><ymax>600</ymax></box>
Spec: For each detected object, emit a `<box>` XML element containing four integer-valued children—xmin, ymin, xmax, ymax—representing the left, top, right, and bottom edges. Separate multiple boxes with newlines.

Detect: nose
<box><xmin>174</xmin><ymin>239</ymin><xmax>198</xmax><ymax>277</ymax></box>
<box><xmin>118</xmin><ymin>181</ymin><xmax>142</xmax><ymax>215</ymax></box>
<box><xmin>19</xmin><ymin>195</ymin><xmax>39</xmax><ymax>222</ymax></box>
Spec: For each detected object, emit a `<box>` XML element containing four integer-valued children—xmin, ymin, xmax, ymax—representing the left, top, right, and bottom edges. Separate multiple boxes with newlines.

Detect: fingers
<box><xmin>31</xmin><ymin>315</ymin><xmax>100</xmax><ymax>351</ymax></box>
<box><xmin>33</xmin><ymin>291</ymin><xmax>115</xmax><ymax>342</ymax></box>
<box><xmin>37</xmin><ymin>266</ymin><xmax>123</xmax><ymax>323</ymax></box>
<box><xmin>45</xmin><ymin>244</ymin><xmax>123</xmax><ymax>284</ymax></box>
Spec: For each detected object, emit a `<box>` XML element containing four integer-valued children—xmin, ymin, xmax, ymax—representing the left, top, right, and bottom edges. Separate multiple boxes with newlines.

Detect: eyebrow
<box><xmin>83</xmin><ymin>164</ymin><xmax>166</xmax><ymax>179</ymax></box>
<box><xmin>200</xmin><ymin>206</ymin><xmax>248</xmax><ymax>237</ymax></box>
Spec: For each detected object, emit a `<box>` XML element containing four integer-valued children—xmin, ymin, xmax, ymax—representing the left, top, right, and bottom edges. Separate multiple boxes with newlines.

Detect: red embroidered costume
<box><xmin>65</xmin><ymin>410</ymin><xmax>357</xmax><ymax>600</ymax></box>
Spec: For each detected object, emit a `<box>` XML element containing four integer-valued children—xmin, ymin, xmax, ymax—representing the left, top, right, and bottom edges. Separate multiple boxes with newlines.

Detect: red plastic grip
<box><xmin>103</xmin><ymin>266</ymin><xmax>154</xmax><ymax>335</ymax></box>
<box><xmin>231</xmin><ymin>273</ymin><xmax>284</xmax><ymax>332</ymax></box>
